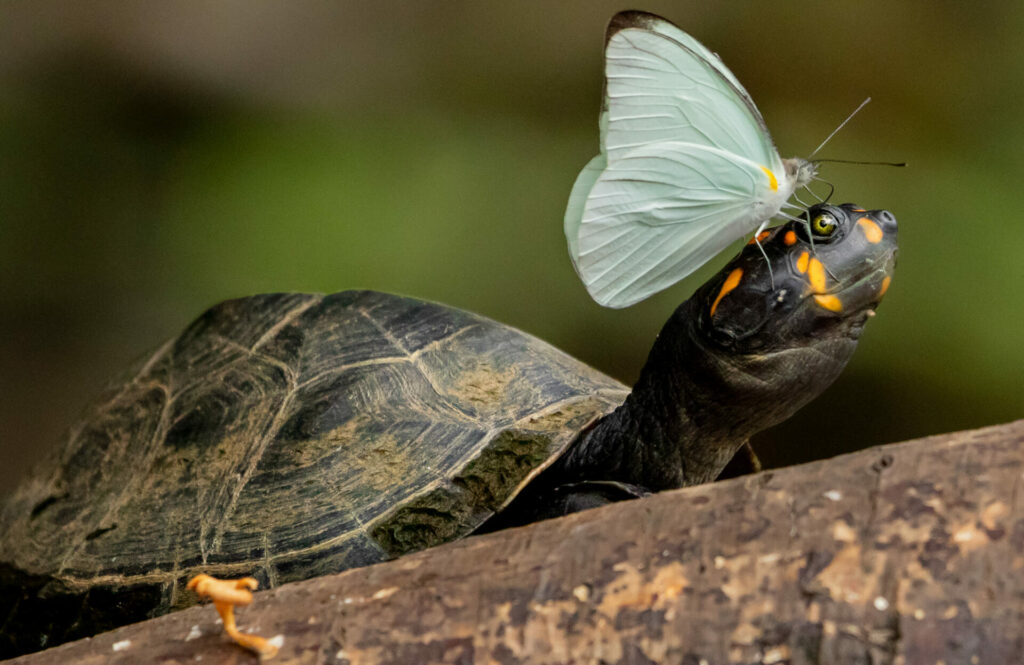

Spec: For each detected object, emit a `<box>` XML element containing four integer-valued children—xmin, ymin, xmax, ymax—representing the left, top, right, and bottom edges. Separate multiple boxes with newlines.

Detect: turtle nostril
<box><xmin>874</xmin><ymin>209</ymin><xmax>897</xmax><ymax>230</ymax></box>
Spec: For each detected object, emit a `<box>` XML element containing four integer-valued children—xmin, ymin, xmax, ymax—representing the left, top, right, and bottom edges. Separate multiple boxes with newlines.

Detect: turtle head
<box><xmin>667</xmin><ymin>202</ymin><xmax>897</xmax><ymax>472</ymax></box>
<box><xmin>556</xmin><ymin>203</ymin><xmax>897</xmax><ymax>489</ymax></box>
<box><xmin>697</xmin><ymin>202</ymin><xmax>897</xmax><ymax>355</ymax></box>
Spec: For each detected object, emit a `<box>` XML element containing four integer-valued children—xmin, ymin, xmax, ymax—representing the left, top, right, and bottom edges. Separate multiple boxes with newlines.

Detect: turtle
<box><xmin>0</xmin><ymin>202</ymin><xmax>897</xmax><ymax>657</ymax></box>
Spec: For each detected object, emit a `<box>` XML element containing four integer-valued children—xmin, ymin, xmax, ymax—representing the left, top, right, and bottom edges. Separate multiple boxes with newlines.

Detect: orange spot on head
<box><xmin>808</xmin><ymin>258</ymin><xmax>827</xmax><ymax>293</ymax></box>
<box><xmin>784</xmin><ymin>230</ymin><xmax>797</xmax><ymax>246</ymax></box>
<box><xmin>813</xmin><ymin>294</ymin><xmax>843</xmax><ymax>312</ymax></box>
<box><xmin>852</xmin><ymin>208</ymin><xmax>866</xmax><ymax>212</ymax></box>
<box><xmin>759</xmin><ymin>166</ymin><xmax>779</xmax><ymax>192</ymax></box>
<box><xmin>857</xmin><ymin>217</ymin><xmax>884</xmax><ymax>244</ymax></box>
<box><xmin>879</xmin><ymin>275</ymin><xmax>892</xmax><ymax>296</ymax></box>
<box><xmin>796</xmin><ymin>251</ymin><xmax>810</xmax><ymax>274</ymax></box>
<box><xmin>746</xmin><ymin>230</ymin><xmax>772</xmax><ymax>245</ymax></box>
<box><xmin>710</xmin><ymin>268</ymin><xmax>743</xmax><ymax>317</ymax></box>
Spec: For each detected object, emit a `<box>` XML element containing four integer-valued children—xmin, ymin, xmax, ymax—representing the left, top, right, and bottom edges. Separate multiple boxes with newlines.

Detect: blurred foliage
<box><xmin>1</xmin><ymin>1</ymin><xmax>1021</xmax><ymax>490</ymax></box>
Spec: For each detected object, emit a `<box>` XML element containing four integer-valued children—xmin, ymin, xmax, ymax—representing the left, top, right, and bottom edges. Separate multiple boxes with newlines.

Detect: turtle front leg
<box><xmin>715</xmin><ymin>441</ymin><xmax>763</xmax><ymax>481</ymax></box>
<box><xmin>481</xmin><ymin>479</ymin><xmax>650</xmax><ymax>531</ymax></box>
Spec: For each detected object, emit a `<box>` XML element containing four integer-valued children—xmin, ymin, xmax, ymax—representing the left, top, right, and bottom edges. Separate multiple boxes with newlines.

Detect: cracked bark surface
<box><xmin>12</xmin><ymin>420</ymin><xmax>1024</xmax><ymax>665</ymax></box>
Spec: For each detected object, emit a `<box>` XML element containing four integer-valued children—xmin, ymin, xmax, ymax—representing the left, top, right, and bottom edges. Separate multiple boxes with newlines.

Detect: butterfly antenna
<box><xmin>809</xmin><ymin>97</ymin><xmax>872</xmax><ymax>159</ymax></box>
<box><xmin>802</xmin><ymin>184</ymin><xmax>825</xmax><ymax>204</ymax></box>
<box><xmin>813</xmin><ymin>158</ymin><xmax>907</xmax><ymax>167</ymax></box>
<box><xmin>806</xmin><ymin>177</ymin><xmax>836</xmax><ymax>203</ymax></box>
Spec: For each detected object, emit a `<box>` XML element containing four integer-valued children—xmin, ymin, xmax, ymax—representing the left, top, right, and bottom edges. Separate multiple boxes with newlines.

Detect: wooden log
<box><xmin>12</xmin><ymin>420</ymin><xmax>1024</xmax><ymax>665</ymax></box>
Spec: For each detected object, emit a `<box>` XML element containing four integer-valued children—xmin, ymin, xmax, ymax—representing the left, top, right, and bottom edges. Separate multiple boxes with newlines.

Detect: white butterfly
<box><xmin>565</xmin><ymin>11</ymin><xmax>818</xmax><ymax>308</ymax></box>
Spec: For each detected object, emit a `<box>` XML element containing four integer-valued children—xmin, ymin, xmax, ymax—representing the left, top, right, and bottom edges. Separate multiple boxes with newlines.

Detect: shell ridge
<box><xmin>406</xmin><ymin>323</ymin><xmax>482</xmax><ymax>361</ymax></box>
<box><xmin>55</xmin><ymin>382</ymin><xmax>174</xmax><ymax>576</ymax></box>
<box><xmin>207</xmin><ymin>385</ymin><xmax>300</xmax><ymax>554</ymax></box>
<box><xmin>356</xmin><ymin>308</ymin><xmax>482</xmax><ymax>426</ymax></box>
<box><xmin>296</xmin><ymin>356</ymin><xmax>407</xmax><ymax>390</ymax></box>
<box><xmin>250</xmin><ymin>295</ymin><xmax>323</xmax><ymax>352</ymax></box>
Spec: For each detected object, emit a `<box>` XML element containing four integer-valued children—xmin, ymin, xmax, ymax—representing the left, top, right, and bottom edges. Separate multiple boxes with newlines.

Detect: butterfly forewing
<box><xmin>603</xmin><ymin>28</ymin><xmax>781</xmax><ymax>171</ymax></box>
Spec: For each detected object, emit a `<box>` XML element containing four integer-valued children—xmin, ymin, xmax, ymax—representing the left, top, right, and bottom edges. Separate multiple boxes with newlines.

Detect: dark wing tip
<box><xmin>605</xmin><ymin>10</ymin><xmax>673</xmax><ymax>44</ymax></box>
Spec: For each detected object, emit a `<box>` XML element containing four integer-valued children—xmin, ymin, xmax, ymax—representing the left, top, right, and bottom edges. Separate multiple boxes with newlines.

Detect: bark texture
<box><xmin>12</xmin><ymin>420</ymin><xmax>1024</xmax><ymax>665</ymax></box>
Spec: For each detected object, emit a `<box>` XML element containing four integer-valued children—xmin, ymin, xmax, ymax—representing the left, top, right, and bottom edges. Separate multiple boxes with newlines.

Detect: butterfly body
<box><xmin>566</xmin><ymin>11</ymin><xmax>818</xmax><ymax>308</ymax></box>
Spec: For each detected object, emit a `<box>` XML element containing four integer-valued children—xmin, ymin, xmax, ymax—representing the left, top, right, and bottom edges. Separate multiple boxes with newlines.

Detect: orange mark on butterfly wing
<box><xmin>710</xmin><ymin>268</ymin><xmax>744</xmax><ymax>317</ymax></box>
<box><xmin>759</xmin><ymin>166</ymin><xmax>779</xmax><ymax>192</ymax></box>
<box><xmin>857</xmin><ymin>218</ymin><xmax>884</xmax><ymax>244</ymax></box>
<box><xmin>784</xmin><ymin>230</ymin><xmax>797</xmax><ymax>246</ymax></box>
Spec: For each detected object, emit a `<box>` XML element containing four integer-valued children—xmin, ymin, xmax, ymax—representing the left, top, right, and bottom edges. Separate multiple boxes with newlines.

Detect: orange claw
<box><xmin>187</xmin><ymin>574</ymin><xmax>279</xmax><ymax>659</ymax></box>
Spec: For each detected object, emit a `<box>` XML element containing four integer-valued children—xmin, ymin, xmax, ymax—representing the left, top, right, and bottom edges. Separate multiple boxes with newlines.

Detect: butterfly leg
<box><xmin>792</xmin><ymin>190</ymin><xmax>812</xmax><ymax>208</ymax></box>
<box><xmin>782</xmin><ymin>210</ymin><xmax>844</xmax><ymax>282</ymax></box>
<box><xmin>752</xmin><ymin>219</ymin><xmax>775</xmax><ymax>288</ymax></box>
<box><xmin>806</xmin><ymin>178</ymin><xmax>834</xmax><ymax>203</ymax></box>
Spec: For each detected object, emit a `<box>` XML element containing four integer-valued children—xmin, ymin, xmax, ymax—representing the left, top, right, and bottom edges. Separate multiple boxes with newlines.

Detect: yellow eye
<box><xmin>812</xmin><ymin>213</ymin><xmax>838</xmax><ymax>236</ymax></box>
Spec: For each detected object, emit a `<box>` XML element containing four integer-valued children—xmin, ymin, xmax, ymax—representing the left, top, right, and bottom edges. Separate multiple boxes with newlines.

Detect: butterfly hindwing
<box><xmin>565</xmin><ymin>154</ymin><xmax>606</xmax><ymax>261</ymax></box>
<box><xmin>575</xmin><ymin>141</ymin><xmax>776</xmax><ymax>308</ymax></box>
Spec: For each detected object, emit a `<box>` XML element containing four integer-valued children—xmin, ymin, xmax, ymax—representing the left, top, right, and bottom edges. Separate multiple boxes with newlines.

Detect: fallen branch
<box><xmin>14</xmin><ymin>420</ymin><xmax>1024</xmax><ymax>665</ymax></box>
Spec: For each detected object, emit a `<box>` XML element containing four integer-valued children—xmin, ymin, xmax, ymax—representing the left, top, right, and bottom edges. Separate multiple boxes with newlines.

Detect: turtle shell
<box><xmin>0</xmin><ymin>290</ymin><xmax>626</xmax><ymax>654</ymax></box>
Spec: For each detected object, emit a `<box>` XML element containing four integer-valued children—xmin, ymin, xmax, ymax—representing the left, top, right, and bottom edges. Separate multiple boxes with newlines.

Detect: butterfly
<box><xmin>565</xmin><ymin>10</ymin><xmax>818</xmax><ymax>308</ymax></box>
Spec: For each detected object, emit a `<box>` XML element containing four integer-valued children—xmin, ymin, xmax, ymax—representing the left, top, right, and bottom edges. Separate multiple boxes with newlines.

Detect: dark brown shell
<box><xmin>0</xmin><ymin>290</ymin><xmax>626</xmax><ymax>654</ymax></box>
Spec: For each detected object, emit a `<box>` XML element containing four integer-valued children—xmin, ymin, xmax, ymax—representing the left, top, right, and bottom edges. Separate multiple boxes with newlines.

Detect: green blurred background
<box><xmin>1</xmin><ymin>1</ymin><xmax>1021</xmax><ymax>491</ymax></box>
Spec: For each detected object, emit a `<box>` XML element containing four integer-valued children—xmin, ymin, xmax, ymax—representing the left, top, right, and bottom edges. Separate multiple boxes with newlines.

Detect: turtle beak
<box><xmin>829</xmin><ymin>207</ymin><xmax>898</xmax><ymax>312</ymax></box>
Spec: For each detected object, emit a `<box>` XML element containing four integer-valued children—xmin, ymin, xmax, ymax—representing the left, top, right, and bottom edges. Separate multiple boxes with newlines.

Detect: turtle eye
<box><xmin>811</xmin><ymin>212</ymin><xmax>838</xmax><ymax>237</ymax></box>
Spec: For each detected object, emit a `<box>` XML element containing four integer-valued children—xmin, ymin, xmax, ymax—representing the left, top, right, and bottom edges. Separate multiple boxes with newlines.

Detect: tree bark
<box><xmin>12</xmin><ymin>420</ymin><xmax>1024</xmax><ymax>665</ymax></box>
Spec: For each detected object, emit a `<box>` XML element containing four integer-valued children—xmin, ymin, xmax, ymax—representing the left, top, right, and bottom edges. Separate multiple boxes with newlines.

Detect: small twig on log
<box><xmin>187</xmin><ymin>575</ymin><xmax>280</xmax><ymax>659</ymax></box>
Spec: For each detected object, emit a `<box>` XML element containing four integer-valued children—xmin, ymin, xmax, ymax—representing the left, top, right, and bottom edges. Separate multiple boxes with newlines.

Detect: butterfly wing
<box><xmin>575</xmin><ymin>141</ymin><xmax>779</xmax><ymax>308</ymax></box>
<box><xmin>602</xmin><ymin>11</ymin><xmax>780</xmax><ymax>165</ymax></box>
<box><xmin>566</xmin><ymin>11</ymin><xmax>792</xmax><ymax>307</ymax></box>
<box><xmin>564</xmin><ymin>154</ymin><xmax>605</xmax><ymax>261</ymax></box>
